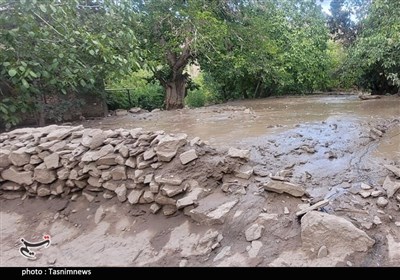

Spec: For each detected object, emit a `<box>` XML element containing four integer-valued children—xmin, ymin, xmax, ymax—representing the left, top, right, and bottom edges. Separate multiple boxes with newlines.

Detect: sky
<box><xmin>320</xmin><ymin>0</ymin><xmax>332</xmax><ymax>15</ymax></box>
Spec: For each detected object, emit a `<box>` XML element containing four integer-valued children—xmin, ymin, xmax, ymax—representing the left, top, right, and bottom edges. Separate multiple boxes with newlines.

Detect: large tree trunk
<box><xmin>165</xmin><ymin>72</ymin><xmax>186</xmax><ymax>110</ymax></box>
<box><xmin>161</xmin><ymin>37</ymin><xmax>193</xmax><ymax>110</ymax></box>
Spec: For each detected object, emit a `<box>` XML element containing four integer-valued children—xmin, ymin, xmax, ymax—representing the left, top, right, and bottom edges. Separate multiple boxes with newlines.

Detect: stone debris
<box><xmin>376</xmin><ymin>197</ymin><xmax>389</xmax><ymax>208</ymax></box>
<box><xmin>0</xmin><ymin>125</ymin><xmax>248</xmax><ymax>223</ymax></box>
<box><xmin>94</xmin><ymin>206</ymin><xmax>105</xmax><ymax>224</ymax></box>
<box><xmin>317</xmin><ymin>245</ymin><xmax>328</xmax><ymax>258</ymax></box>
<box><xmin>189</xmin><ymin>195</ymin><xmax>239</xmax><ymax>225</ymax></box>
<box><xmin>360</xmin><ymin>183</ymin><xmax>372</xmax><ymax>190</ymax></box>
<box><xmin>382</xmin><ymin>176</ymin><xmax>400</xmax><ymax>198</ymax></box>
<box><xmin>264</xmin><ymin>180</ymin><xmax>307</xmax><ymax>197</ymax></box>
<box><xmin>247</xmin><ymin>241</ymin><xmax>263</xmax><ymax>258</ymax></box>
<box><xmin>371</xmin><ymin>190</ymin><xmax>383</xmax><ymax>197</ymax></box>
<box><xmin>359</xmin><ymin>190</ymin><xmax>371</xmax><ymax>198</ymax></box>
<box><xmin>301</xmin><ymin>211</ymin><xmax>375</xmax><ymax>257</ymax></box>
<box><xmin>234</xmin><ymin>165</ymin><xmax>253</xmax><ymax>180</ymax></box>
<box><xmin>213</xmin><ymin>246</ymin><xmax>231</xmax><ymax>262</ymax></box>
<box><xmin>384</xmin><ymin>165</ymin><xmax>400</xmax><ymax>178</ymax></box>
<box><xmin>228</xmin><ymin>147</ymin><xmax>250</xmax><ymax>160</ymax></box>
<box><xmin>245</xmin><ymin>223</ymin><xmax>264</xmax><ymax>241</ymax></box>
<box><xmin>179</xmin><ymin>149</ymin><xmax>198</xmax><ymax>165</ymax></box>
<box><xmin>373</xmin><ymin>216</ymin><xmax>382</xmax><ymax>225</ymax></box>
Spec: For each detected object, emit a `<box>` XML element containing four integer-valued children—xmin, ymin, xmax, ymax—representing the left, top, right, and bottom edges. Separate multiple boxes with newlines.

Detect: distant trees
<box><xmin>0</xmin><ymin>0</ymin><xmax>398</xmax><ymax>128</ymax></box>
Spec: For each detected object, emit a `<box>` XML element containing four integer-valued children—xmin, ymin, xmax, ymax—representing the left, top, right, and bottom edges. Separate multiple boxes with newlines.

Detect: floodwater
<box><xmin>86</xmin><ymin>94</ymin><xmax>400</xmax><ymax>151</ymax></box>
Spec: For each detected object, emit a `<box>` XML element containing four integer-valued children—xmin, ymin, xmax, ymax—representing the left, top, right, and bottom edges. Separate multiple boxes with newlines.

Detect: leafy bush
<box><xmin>185</xmin><ymin>88</ymin><xmax>206</xmax><ymax>108</ymax></box>
<box><xmin>185</xmin><ymin>72</ymin><xmax>222</xmax><ymax>108</ymax></box>
<box><xmin>106</xmin><ymin>70</ymin><xmax>164</xmax><ymax>111</ymax></box>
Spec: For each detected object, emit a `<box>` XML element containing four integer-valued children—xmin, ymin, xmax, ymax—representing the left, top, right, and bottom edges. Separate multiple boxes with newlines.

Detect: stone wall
<box><xmin>0</xmin><ymin>125</ymin><xmax>250</xmax><ymax>216</ymax></box>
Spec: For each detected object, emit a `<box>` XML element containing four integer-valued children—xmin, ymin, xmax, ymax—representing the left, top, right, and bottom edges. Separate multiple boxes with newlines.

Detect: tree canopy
<box><xmin>0</xmin><ymin>0</ymin><xmax>398</xmax><ymax>128</ymax></box>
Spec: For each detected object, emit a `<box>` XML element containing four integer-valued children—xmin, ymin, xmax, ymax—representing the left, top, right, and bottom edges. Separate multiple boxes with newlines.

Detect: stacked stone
<box><xmin>0</xmin><ymin>125</ymin><xmax>249</xmax><ymax>216</ymax></box>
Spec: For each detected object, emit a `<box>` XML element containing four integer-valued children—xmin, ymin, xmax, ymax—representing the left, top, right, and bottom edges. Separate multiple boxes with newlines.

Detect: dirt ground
<box><xmin>1</xmin><ymin>94</ymin><xmax>400</xmax><ymax>267</ymax></box>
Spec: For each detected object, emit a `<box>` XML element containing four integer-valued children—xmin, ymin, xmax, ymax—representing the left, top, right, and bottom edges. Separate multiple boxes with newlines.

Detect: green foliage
<box><xmin>0</xmin><ymin>97</ymin><xmax>31</xmax><ymax>130</ymax></box>
<box><xmin>106</xmin><ymin>70</ymin><xmax>164</xmax><ymax>111</ymax></box>
<box><xmin>44</xmin><ymin>99</ymin><xmax>86</xmax><ymax>123</ymax></box>
<box><xmin>0</xmin><ymin>0</ymin><xmax>140</xmax><ymax>128</ymax></box>
<box><xmin>199</xmin><ymin>0</ymin><xmax>331</xmax><ymax>99</ymax></box>
<box><xmin>185</xmin><ymin>89</ymin><xmax>206</xmax><ymax>108</ymax></box>
<box><xmin>343</xmin><ymin>0</ymin><xmax>400</xmax><ymax>94</ymax></box>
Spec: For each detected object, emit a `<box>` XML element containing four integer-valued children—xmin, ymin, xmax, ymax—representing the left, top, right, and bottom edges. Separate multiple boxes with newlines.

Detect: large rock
<box><xmin>387</xmin><ymin>234</ymin><xmax>400</xmax><ymax>265</ymax></box>
<box><xmin>179</xmin><ymin>149</ymin><xmax>198</xmax><ymax>165</ymax></box>
<box><xmin>127</xmin><ymin>189</ymin><xmax>144</xmax><ymax>204</ymax></box>
<box><xmin>115</xmin><ymin>184</ymin><xmax>127</xmax><ymax>202</ymax></box>
<box><xmin>189</xmin><ymin>193</ymin><xmax>238</xmax><ymax>225</ymax></box>
<box><xmin>245</xmin><ymin>224</ymin><xmax>264</xmax><ymax>241</ymax></box>
<box><xmin>0</xmin><ymin>149</ymin><xmax>11</xmax><ymax>168</ymax></box>
<box><xmin>143</xmin><ymin>149</ymin><xmax>156</xmax><ymax>161</ymax></box>
<box><xmin>111</xmin><ymin>166</ymin><xmax>126</xmax><ymax>180</ymax></box>
<box><xmin>228</xmin><ymin>147</ymin><xmax>250</xmax><ymax>160</ymax></box>
<box><xmin>50</xmin><ymin>179</ymin><xmax>64</xmax><ymax>195</ymax></box>
<box><xmin>301</xmin><ymin>211</ymin><xmax>375</xmax><ymax>255</ymax></box>
<box><xmin>0</xmin><ymin>181</ymin><xmax>24</xmax><ymax>191</ymax></box>
<box><xmin>161</xmin><ymin>184</ymin><xmax>187</xmax><ymax>197</ymax></box>
<box><xmin>81</xmin><ymin>129</ymin><xmax>107</xmax><ymax>149</ymax></box>
<box><xmin>103</xmin><ymin>181</ymin><xmax>119</xmax><ymax>191</ymax></box>
<box><xmin>155</xmin><ymin>133</ymin><xmax>187</xmax><ymax>162</ymax></box>
<box><xmin>264</xmin><ymin>180</ymin><xmax>307</xmax><ymax>197</ymax></box>
<box><xmin>81</xmin><ymin>145</ymin><xmax>114</xmax><ymax>162</ymax></box>
<box><xmin>1</xmin><ymin>167</ymin><xmax>33</xmax><ymax>185</ymax></box>
<box><xmin>44</xmin><ymin>153</ymin><xmax>60</xmax><ymax>169</ymax></box>
<box><xmin>235</xmin><ymin>165</ymin><xmax>253</xmax><ymax>179</ymax></box>
<box><xmin>49</xmin><ymin>140</ymin><xmax>67</xmax><ymax>152</ymax></box>
<box><xmin>382</xmin><ymin>176</ymin><xmax>400</xmax><ymax>198</ymax></box>
<box><xmin>176</xmin><ymin>187</ymin><xmax>204</xmax><ymax>209</ymax></box>
<box><xmin>96</xmin><ymin>153</ymin><xmax>117</xmax><ymax>166</ymax></box>
<box><xmin>37</xmin><ymin>185</ymin><xmax>51</xmax><ymax>197</ymax></box>
<box><xmin>384</xmin><ymin>165</ymin><xmax>400</xmax><ymax>178</ymax></box>
<box><xmin>9</xmin><ymin>147</ymin><xmax>30</xmax><ymax>166</ymax></box>
<box><xmin>154</xmin><ymin>193</ymin><xmax>177</xmax><ymax>205</ymax></box>
<box><xmin>155</xmin><ymin>174</ymin><xmax>183</xmax><ymax>185</ymax></box>
<box><xmin>34</xmin><ymin>164</ymin><xmax>57</xmax><ymax>184</ymax></box>
<box><xmin>88</xmin><ymin>176</ymin><xmax>102</xmax><ymax>188</ymax></box>
<box><xmin>57</xmin><ymin>168</ymin><xmax>70</xmax><ymax>180</ymax></box>
<box><xmin>142</xmin><ymin>191</ymin><xmax>155</xmax><ymax>203</ymax></box>
<box><xmin>376</xmin><ymin>197</ymin><xmax>389</xmax><ymax>208</ymax></box>
<box><xmin>46</xmin><ymin>126</ymin><xmax>81</xmax><ymax>141</ymax></box>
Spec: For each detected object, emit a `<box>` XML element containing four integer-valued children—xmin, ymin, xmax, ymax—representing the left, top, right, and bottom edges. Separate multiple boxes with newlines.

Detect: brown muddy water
<box><xmin>85</xmin><ymin>94</ymin><xmax>400</xmax><ymax>152</ymax></box>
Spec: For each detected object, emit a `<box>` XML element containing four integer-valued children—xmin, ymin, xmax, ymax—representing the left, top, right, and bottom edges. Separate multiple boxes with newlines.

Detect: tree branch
<box><xmin>32</xmin><ymin>11</ymin><xmax>65</xmax><ymax>38</ymax></box>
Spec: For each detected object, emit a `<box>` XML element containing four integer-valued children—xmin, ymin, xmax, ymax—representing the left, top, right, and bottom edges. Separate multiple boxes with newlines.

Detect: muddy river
<box><xmin>86</xmin><ymin>94</ymin><xmax>400</xmax><ymax>159</ymax></box>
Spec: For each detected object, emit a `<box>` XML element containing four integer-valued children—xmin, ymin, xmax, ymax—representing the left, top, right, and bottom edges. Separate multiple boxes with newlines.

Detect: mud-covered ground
<box><xmin>1</xmin><ymin>94</ymin><xmax>400</xmax><ymax>267</ymax></box>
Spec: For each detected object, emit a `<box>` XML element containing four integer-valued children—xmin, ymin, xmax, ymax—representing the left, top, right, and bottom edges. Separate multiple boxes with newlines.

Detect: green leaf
<box><xmin>69</xmin><ymin>38</ymin><xmax>75</xmax><ymax>43</ymax></box>
<box><xmin>50</xmin><ymin>5</ymin><xmax>56</xmax><ymax>13</ymax></box>
<box><xmin>19</xmin><ymin>66</ymin><xmax>25</xmax><ymax>72</ymax></box>
<box><xmin>89</xmin><ymin>50</ymin><xmax>95</xmax><ymax>56</ymax></box>
<box><xmin>8</xmin><ymin>69</ymin><xmax>17</xmax><ymax>77</ymax></box>
<box><xmin>21</xmin><ymin>79</ymin><xmax>30</xmax><ymax>89</ymax></box>
<box><xmin>80</xmin><ymin>79</ymin><xmax>87</xmax><ymax>87</ymax></box>
<box><xmin>3</xmin><ymin>62</ymin><xmax>10</xmax><ymax>67</ymax></box>
<box><xmin>61</xmin><ymin>88</ymin><xmax>67</xmax><ymax>95</ymax></box>
<box><xmin>29</xmin><ymin>71</ymin><xmax>38</xmax><ymax>78</ymax></box>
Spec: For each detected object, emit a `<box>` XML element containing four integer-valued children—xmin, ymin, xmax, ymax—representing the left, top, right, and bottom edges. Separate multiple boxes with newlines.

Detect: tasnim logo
<box><xmin>19</xmin><ymin>235</ymin><xmax>51</xmax><ymax>259</ymax></box>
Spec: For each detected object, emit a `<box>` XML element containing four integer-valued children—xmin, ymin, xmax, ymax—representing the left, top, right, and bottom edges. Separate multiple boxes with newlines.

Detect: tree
<box><xmin>135</xmin><ymin>0</ymin><xmax>229</xmax><ymax>109</ymax></box>
<box><xmin>327</xmin><ymin>0</ymin><xmax>356</xmax><ymax>46</ymax></box>
<box><xmin>0</xmin><ymin>0</ymin><xmax>140</xmax><ymax>127</ymax></box>
<box><xmin>199</xmin><ymin>0</ymin><xmax>331</xmax><ymax>99</ymax></box>
<box><xmin>342</xmin><ymin>0</ymin><xmax>400</xmax><ymax>94</ymax></box>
